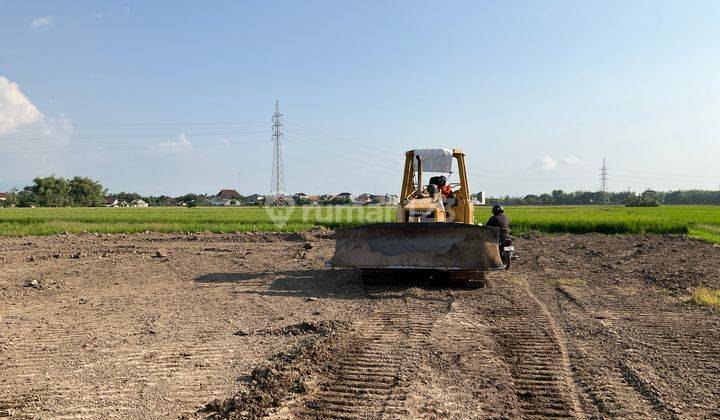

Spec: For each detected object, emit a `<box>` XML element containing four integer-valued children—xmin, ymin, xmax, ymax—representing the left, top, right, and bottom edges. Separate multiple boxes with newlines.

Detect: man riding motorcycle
<box><xmin>486</xmin><ymin>204</ymin><xmax>514</xmax><ymax>269</ymax></box>
<box><xmin>486</xmin><ymin>204</ymin><xmax>510</xmax><ymax>243</ymax></box>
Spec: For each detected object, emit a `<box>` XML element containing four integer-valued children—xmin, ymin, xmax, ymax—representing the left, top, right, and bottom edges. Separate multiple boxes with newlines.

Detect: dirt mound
<box><xmin>202</xmin><ymin>321</ymin><xmax>349</xmax><ymax>419</ymax></box>
<box><xmin>255</xmin><ymin>320</ymin><xmax>343</xmax><ymax>336</ymax></box>
<box><xmin>518</xmin><ymin>233</ymin><xmax>720</xmax><ymax>293</ymax></box>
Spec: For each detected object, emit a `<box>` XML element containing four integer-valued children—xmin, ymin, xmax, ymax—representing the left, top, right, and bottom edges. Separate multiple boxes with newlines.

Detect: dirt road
<box><xmin>0</xmin><ymin>231</ymin><xmax>718</xmax><ymax>418</ymax></box>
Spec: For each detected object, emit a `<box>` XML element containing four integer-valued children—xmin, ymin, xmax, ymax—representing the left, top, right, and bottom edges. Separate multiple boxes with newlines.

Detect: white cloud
<box><xmin>0</xmin><ymin>76</ymin><xmax>44</xmax><ymax>135</ymax></box>
<box><xmin>0</xmin><ymin>76</ymin><xmax>75</xmax><ymax>184</ymax></box>
<box><xmin>152</xmin><ymin>133</ymin><xmax>191</xmax><ymax>156</ymax></box>
<box><xmin>30</xmin><ymin>15</ymin><xmax>53</xmax><ymax>28</ymax></box>
<box><xmin>532</xmin><ymin>154</ymin><xmax>557</xmax><ymax>171</ymax></box>
<box><xmin>560</xmin><ymin>155</ymin><xmax>581</xmax><ymax>166</ymax></box>
<box><xmin>532</xmin><ymin>154</ymin><xmax>587</xmax><ymax>172</ymax></box>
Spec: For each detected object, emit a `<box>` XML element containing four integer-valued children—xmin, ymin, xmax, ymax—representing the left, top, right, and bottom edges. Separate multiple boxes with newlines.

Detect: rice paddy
<box><xmin>0</xmin><ymin>205</ymin><xmax>719</xmax><ymax>242</ymax></box>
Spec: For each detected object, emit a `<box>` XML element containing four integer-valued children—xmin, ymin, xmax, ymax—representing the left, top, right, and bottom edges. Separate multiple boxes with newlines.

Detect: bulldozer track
<box><xmin>491</xmin><ymin>283</ymin><xmax>585</xmax><ymax>419</ymax></box>
<box><xmin>554</xmin><ymin>284</ymin><xmax>720</xmax><ymax>416</ymax></box>
<box><xmin>291</xmin><ymin>282</ymin><xmax>590</xmax><ymax>419</ymax></box>
<box><xmin>552</xmin><ymin>285</ymin><xmax>667</xmax><ymax>418</ymax></box>
<box><xmin>294</xmin><ymin>295</ymin><xmax>446</xmax><ymax>419</ymax></box>
<box><xmin>0</xmin><ymin>309</ymin><xmax>240</xmax><ymax>419</ymax></box>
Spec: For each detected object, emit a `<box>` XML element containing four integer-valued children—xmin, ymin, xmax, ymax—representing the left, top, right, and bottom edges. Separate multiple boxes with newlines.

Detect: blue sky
<box><xmin>1</xmin><ymin>0</ymin><xmax>719</xmax><ymax>196</ymax></box>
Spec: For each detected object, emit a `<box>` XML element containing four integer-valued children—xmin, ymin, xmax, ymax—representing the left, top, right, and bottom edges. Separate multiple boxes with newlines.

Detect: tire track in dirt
<box><xmin>491</xmin><ymin>281</ymin><xmax>585</xmax><ymax>419</ymax></box>
<box><xmin>417</xmin><ymin>300</ymin><xmax>521</xmax><ymax>418</ymax></box>
<box><xmin>288</xmin><ymin>280</ymin><xmax>590</xmax><ymax>419</ymax></box>
<box><xmin>0</xmin><ymin>315</ymin><xmax>242</xmax><ymax>419</ymax></box>
<box><xmin>0</xmin><ymin>342</ymin><xmax>238</xmax><ymax>419</ymax></box>
<box><xmin>293</xmin><ymin>294</ymin><xmax>447</xmax><ymax>419</ymax></box>
<box><xmin>553</xmin><ymin>284</ymin><xmax>720</xmax><ymax>416</ymax></box>
<box><xmin>551</xmin><ymin>285</ymin><xmax>667</xmax><ymax>418</ymax></box>
<box><xmin>0</xmin><ymin>319</ymin><xmax>125</xmax><ymax>419</ymax></box>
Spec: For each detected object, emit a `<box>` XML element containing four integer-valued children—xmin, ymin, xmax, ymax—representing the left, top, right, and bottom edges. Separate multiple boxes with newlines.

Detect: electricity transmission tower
<box><xmin>269</xmin><ymin>100</ymin><xmax>285</xmax><ymax>206</ymax></box>
<box><xmin>599</xmin><ymin>158</ymin><xmax>609</xmax><ymax>204</ymax></box>
<box><xmin>600</xmin><ymin>158</ymin><xmax>608</xmax><ymax>192</ymax></box>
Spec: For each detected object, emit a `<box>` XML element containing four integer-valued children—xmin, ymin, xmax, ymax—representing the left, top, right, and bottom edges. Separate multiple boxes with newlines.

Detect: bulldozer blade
<box><xmin>330</xmin><ymin>223</ymin><xmax>505</xmax><ymax>271</ymax></box>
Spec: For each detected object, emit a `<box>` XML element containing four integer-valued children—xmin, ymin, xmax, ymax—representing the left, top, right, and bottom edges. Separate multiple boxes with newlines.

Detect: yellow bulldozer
<box><xmin>330</xmin><ymin>148</ymin><xmax>506</xmax><ymax>282</ymax></box>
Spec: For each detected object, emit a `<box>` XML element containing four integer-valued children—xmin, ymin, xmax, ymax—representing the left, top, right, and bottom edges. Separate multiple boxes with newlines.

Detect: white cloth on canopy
<box><xmin>412</xmin><ymin>148</ymin><xmax>453</xmax><ymax>173</ymax></box>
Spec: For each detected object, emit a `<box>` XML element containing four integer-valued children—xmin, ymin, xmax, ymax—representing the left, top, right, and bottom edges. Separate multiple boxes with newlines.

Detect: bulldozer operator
<box><xmin>428</xmin><ymin>175</ymin><xmax>453</xmax><ymax>200</ymax></box>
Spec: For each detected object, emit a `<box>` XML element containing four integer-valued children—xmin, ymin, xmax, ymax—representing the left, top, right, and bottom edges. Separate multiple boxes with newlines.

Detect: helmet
<box><xmin>492</xmin><ymin>204</ymin><xmax>504</xmax><ymax>215</ymax></box>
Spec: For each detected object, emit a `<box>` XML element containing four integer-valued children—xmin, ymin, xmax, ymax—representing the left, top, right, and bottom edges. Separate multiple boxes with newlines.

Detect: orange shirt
<box><xmin>441</xmin><ymin>185</ymin><xmax>453</xmax><ymax>198</ymax></box>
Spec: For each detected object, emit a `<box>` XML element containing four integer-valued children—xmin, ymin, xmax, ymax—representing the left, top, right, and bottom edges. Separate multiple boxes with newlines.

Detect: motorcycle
<box><xmin>500</xmin><ymin>239</ymin><xmax>514</xmax><ymax>270</ymax></box>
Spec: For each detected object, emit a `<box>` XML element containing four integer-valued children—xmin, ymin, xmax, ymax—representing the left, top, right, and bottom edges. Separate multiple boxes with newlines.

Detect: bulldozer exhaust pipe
<box><xmin>416</xmin><ymin>155</ymin><xmax>423</xmax><ymax>197</ymax></box>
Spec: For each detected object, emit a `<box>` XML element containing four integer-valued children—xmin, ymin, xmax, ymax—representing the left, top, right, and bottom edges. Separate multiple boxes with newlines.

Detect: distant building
<box><xmin>208</xmin><ymin>189</ymin><xmax>242</xmax><ymax>206</ymax></box>
<box><xmin>130</xmin><ymin>199</ymin><xmax>148</xmax><ymax>208</ymax></box>
<box><xmin>156</xmin><ymin>196</ymin><xmax>178</xmax><ymax>206</ymax></box>
<box><xmin>384</xmin><ymin>194</ymin><xmax>399</xmax><ymax>205</ymax></box>
<box><xmin>473</xmin><ymin>191</ymin><xmax>486</xmax><ymax>206</ymax></box>
<box><xmin>209</xmin><ymin>198</ymin><xmax>242</xmax><ymax>206</ymax></box>
<box><xmin>357</xmin><ymin>193</ymin><xmax>373</xmax><ymax>203</ymax></box>
<box><xmin>216</xmin><ymin>189</ymin><xmax>242</xmax><ymax>200</ymax></box>
<box><xmin>208</xmin><ymin>198</ymin><xmax>224</xmax><ymax>206</ymax></box>
<box><xmin>104</xmin><ymin>198</ymin><xmax>120</xmax><ymax>207</ymax></box>
<box><xmin>0</xmin><ymin>193</ymin><xmax>7</xmax><ymax>202</ymax></box>
<box><xmin>245</xmin><ymin>194</ymin><xmax>265</xmax><ymax>205</ymax></box>
<box><xmin>355</xmin><ymin>193</ymin><xmax>398</xmax><ymax>205</ymax></box>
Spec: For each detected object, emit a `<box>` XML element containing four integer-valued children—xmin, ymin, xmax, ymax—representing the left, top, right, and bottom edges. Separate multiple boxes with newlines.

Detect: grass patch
<box><xmin>549</xmin><ymin>278</ymin><xmax>588</xmax><ymax>287</ymax></box>
<box><xmin>691</xmin><ymin>287</ymin><xmax>720</xmax><ymax>307</ymax></box>
<box><xmin>490</xmin><ymin>205</ymin><xmax>712</xmax><ymax>235</ymax></box>
<box><xmin>689</xmin><ymin>224</ymin><xmax>720</xmax><ymax>244</ymax></box>
<box><xmin>0</xmin><ymin>207</ymin><xmax>392</xmax><ymax>237</ymax></box>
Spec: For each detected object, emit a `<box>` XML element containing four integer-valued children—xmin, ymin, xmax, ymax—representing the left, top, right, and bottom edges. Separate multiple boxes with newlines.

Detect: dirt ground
<box><xmin>0</xmin><ymin>230</ymin><xmax>718</xmax><ymax>419</ymax></box>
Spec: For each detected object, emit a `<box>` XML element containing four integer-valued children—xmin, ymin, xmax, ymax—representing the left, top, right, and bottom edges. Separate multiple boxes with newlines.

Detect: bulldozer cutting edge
<box><xmin>330</xmin><ymin>223</ymin><xmax>505</xmax><ymax>271</ymax></box>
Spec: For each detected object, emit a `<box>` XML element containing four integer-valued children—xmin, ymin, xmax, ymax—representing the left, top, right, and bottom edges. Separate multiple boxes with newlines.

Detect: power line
<box><xmin>286</xmin><ymin>122</ymin><xmax>396</xmax><ymax>163</ymax></box>
<box><xmin>287</xmin><ymin>132</ymin><xmax>401</xmax><ymax>173</ymax></box>
<box><xmin>0</xmin><ymin>139</ymin><xmax>269</xmax><ymax>154</ymax></box>
<box><xmin>2</xmin><ymin>130</ymin><xmax>268</xmax><ymax>142</ymax></box>
<box><xmin>0</xmin><ymin>120</ymin><xmax>267</xmax><ymax>127</ymax></box>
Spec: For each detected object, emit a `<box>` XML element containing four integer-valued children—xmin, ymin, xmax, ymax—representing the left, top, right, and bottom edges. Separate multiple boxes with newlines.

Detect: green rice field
<box><xmin>0</xmin><ymin>205</ymin><xmax>719</xmax><ymax>243</ymax></box>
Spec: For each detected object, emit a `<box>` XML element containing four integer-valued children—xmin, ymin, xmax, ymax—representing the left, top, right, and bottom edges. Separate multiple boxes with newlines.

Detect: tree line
<box><xmin>3</xmin><ymin>176</ymin><xmax>720</xmax><ymax>207</ymax></box>
<box><xmin>487</xmin><ymin>189</ymin><xmax>720</xmax><ymax>206</ymax></box>
<box><xmin>2</xmin><ymin>176</ymin><xmax>106</xmax><ymax>208</ymax></box>
<box><xmin>0</xmin><ymin>177</ymin><xmax>248</xmax><ymax>208</ymax></box>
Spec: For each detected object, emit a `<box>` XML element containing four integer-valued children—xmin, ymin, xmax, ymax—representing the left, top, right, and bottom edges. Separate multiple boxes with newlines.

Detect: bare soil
<box><xmin>0</xmin><ymin>231</ymin><xmax>718</xmax><ymax>419</ymax></box>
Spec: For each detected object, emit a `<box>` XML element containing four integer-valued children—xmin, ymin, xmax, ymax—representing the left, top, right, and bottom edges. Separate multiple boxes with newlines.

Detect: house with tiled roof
<box><xmin>216</xmin><ymin>189</ymin><xmax>241</xmax><ymax>200</ymax></box>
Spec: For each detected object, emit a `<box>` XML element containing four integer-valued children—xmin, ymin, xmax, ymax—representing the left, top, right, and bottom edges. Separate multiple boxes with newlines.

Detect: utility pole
<box><xmin>269</xmin><ymin>100</ymin><xmax>285</xmax><ymax>206</ymax></box>
<box><xmin>600</xmin><ymin>158</ymin><xmax>608</xmax><ymax>193</ymax></box>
